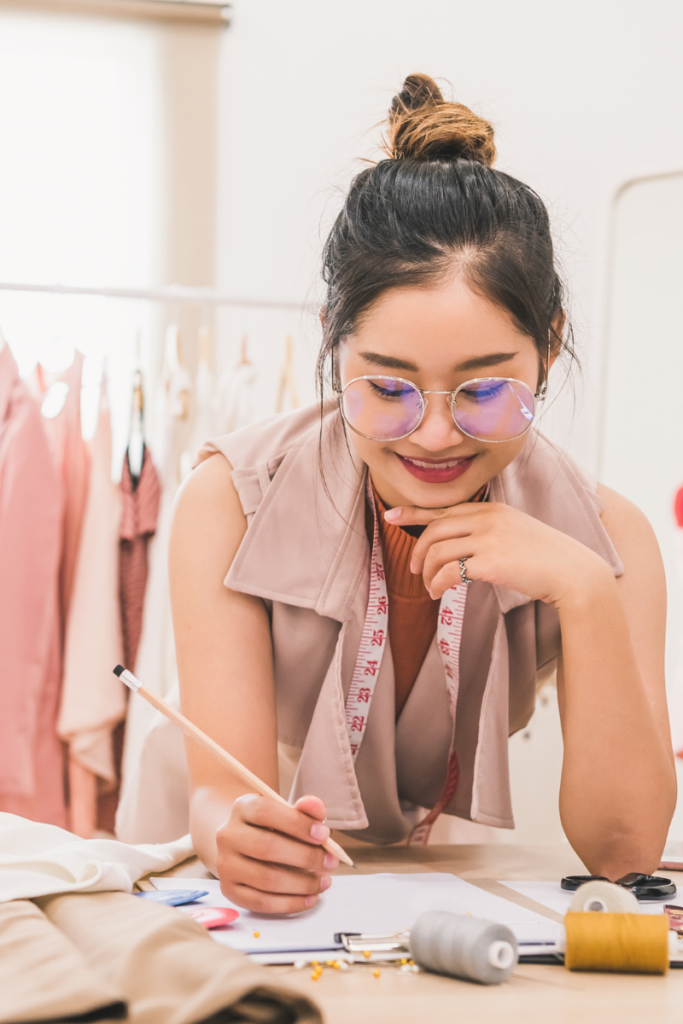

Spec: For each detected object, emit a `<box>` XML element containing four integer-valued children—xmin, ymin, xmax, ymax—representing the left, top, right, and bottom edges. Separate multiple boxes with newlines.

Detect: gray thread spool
<box><xmin>409</xmin><ymin>911</ymin><xmax>518</xmax><ymax>985</ymax></box>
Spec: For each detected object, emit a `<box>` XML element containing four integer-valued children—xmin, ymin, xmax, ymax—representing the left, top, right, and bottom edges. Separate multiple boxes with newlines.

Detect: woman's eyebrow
<box><xmin>359</xmin><ymin>350</ymin><xmax>520</xmax><ymax>372</ymax></box>
<box><xmin>359</xmin><ymin>351</ymin><xmax>419</xmax><ymax>371</ymax></box>
<box><xmin>454</xmin><ymin>351</ymin><xmax>519</xmax><ymax>371</ymax></box>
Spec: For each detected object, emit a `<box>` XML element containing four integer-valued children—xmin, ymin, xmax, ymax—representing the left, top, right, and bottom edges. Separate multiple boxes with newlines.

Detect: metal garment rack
<box><xmin>0</xmin><ymin>280</ymin><xmax>316</xmax><ymax>313</ymax></box>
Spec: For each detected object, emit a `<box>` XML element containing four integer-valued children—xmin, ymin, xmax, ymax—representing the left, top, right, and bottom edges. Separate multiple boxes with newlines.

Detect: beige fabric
<box><xmin>119</xmin><ymin>403</ymin><xmax>624</xmax><ymax>846</ymax></box>
<box><xmin>0</xmin><ymin>899</ymin><xmax>125</xmax><ymax>1023</ymax></box>
<box><xmin>38</xmin><ymin>890</ymin><xmax>321</xmax><ymax>1024</ymax></box>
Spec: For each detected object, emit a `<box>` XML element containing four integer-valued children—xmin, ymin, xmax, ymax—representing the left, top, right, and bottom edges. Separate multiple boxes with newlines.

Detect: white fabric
<box><xmin>0</xmin><ymin>812</ymin><xmax>194</xmax><ymax>903</ymax></box>
<box><xmin>119</xmin><ymin>332</ymin><xmax>191</xmax><ymax>825</ymax></box>
<box><xmin>58</xmin><ymin>378</ymin><xmax>125</xmax><ymax>781</ymax></box>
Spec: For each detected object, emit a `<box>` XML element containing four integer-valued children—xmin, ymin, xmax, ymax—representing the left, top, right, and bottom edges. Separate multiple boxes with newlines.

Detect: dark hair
<box><xmin>318</xmin><ymin>73</ymin><xmax>573</xmax><ymax>396</ymax></box>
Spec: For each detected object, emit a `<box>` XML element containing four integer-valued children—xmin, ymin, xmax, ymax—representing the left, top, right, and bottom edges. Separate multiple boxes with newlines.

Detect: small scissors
<box><xmin>561</xmin><ymin>872</ymin><xmax>676</xmax><ymax>902</ymax></box>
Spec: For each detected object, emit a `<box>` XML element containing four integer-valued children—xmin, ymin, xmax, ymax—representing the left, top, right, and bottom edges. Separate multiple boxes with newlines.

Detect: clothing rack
<box><xmin>0</xmin><ymin>281</ymin><xmax>316</xmax><ymax>313</ymax></box>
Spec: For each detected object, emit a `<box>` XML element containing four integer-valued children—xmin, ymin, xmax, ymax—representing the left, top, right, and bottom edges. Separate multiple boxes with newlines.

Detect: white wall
<box><xmin>213</xmin><ymin>0</ymin><xmax>683</xmax><ymax>845</ymax></box>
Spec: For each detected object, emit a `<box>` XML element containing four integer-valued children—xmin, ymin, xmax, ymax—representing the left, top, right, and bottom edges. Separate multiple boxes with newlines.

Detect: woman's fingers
<box><xmin>215</xmin><ymin>792</ymin><xmax>338</xmax><ymax>914</ymax></box>
<box><xmin>407</xmin><ymin>509</ymin><xmax>487</xmax><ymax>573</ymax></box>
<box><xmin>236</xmin><ymin>852</ymin><xmax>331</xmax><ymax>896</ymax></box>
<box><xmin>237</xmin><ymin>814</ymin><xmax>338</xmax><ymax>873</ymax></box>
<box><xmin>238</xmin><ymin>793</ymin><xmax>330</xmax><ymax>847</ymax></box>
<box><xmin>229</xmin><ymin>884</ymin><xmax>322</xmax><ymax>915</ymax></box>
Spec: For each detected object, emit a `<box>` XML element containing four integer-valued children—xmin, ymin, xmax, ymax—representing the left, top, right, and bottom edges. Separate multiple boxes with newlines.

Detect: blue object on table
<box><xmin>134</xmin><ymin>889</ymin><xmax>209</xmax><ymax>906</ymax></box>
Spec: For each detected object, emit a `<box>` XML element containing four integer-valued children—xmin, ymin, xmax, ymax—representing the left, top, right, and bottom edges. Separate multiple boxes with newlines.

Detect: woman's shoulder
<box><xmin>195</xmin><ymin>401</ymin><xmax>335</xmax><ymax>474</ymax></box>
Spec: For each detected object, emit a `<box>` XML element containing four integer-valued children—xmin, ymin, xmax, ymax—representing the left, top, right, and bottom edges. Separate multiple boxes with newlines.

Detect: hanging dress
<box><xmin>58</xmin><ymin>377</ymin><xmax>126</xmax><ymax>837</ymax></box>
<box><xmin>0</xmin><ymin>343</ymin><xmax>66</xmax><ymax>826</ymax></box>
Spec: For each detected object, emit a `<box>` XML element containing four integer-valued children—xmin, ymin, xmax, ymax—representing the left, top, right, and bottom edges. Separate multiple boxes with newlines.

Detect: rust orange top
<box><xmin>371</xmin><ymin>488</ymin><xmax>440</xmax><ymax>716</ymax></box>
<box><xmin>371</xmin><ymin>484</ymin><xmax>489</xmax><ymax>716</ymax></box>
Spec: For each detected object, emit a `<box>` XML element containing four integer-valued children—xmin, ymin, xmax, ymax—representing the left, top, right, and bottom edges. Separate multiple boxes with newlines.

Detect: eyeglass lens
<box><xmin>340</xmin><ymin>376</ymin><xmax>536</xmax><ymax>442</ymax></box>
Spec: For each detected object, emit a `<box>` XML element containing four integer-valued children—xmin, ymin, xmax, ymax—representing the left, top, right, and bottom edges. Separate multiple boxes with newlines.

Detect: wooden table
<box><xmin>161</xmin><ymin>843</ymin><xmax>683</xmax><ymax>1023</ymax></box>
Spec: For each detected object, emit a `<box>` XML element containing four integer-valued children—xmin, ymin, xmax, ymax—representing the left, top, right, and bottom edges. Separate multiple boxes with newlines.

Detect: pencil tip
<box><xmin>113</xmin><ymin>665</ymin><xmax>125</xmax><ymax>677</ymax></box>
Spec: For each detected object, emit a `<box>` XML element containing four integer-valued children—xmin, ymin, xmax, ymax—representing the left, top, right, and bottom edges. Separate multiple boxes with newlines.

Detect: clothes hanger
<box><xmin>276</xmin><ymin>335</ymin><xmax>299</xmax><ymax>413</ymax></box>
<box><xmin>128</xmin><ymin>369</ymin><xmax>145</xmax><ymax>481</ymax></box>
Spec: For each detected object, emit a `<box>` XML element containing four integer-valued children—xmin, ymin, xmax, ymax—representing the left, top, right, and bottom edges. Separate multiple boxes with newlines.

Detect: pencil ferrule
<box><xmin>120</xmin><ymin>669</ymin><xmax>142</xmax><ymax>693</ymax></box>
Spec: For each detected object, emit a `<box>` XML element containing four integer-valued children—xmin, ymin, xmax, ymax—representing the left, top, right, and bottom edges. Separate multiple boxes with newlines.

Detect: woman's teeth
<box><xmin>402</xmin><ymin>457</ymin><xmax>467</xmax><ymax>469</ymax></box>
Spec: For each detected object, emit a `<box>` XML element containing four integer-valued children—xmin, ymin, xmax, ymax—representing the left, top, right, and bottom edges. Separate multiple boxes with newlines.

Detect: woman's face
<box><xmin>338</xmin><ymin>274</ymin><xmax>550</xmax><ymax>509</ymax></box>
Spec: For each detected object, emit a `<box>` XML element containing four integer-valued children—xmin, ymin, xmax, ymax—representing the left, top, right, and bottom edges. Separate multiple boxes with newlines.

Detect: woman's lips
<box><xmin>396</xmin><ymin>453</ymin><xmax>476</xmax><ymax>484</ymax></box>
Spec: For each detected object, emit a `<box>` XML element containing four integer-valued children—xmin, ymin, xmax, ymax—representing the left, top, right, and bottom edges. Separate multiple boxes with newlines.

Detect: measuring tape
<box><xmin>344</xmin><ymin>482</ymin><xmax>469</xmax><ymax>844</ymax></box>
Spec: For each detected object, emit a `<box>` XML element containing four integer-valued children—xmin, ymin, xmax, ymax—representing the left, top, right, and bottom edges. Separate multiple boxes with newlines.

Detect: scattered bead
<box><xmin>362</xmin><ymin>950</ymin><xmax>371</xmax><ymax>960</ymax></box>
<box><xmin>294</xmin><ymin>959</ymin><xmax>306</xmax><ymax>970</ymax></box>
<box><xmin>373</xmin><ymin>969</ymin><xmax>381</xmax><ymax>978</ymax></box>
<box><xmin>339</xmin><ymin>961</ymin><xmax>350</xmax><ymax>971</ymax></box>
<box><xmin>311</xmin><ymin>960</ymin><xmax>319</xmax><ymax>967</ymax></box>
<box><xmin>253</xmin><ymin>931</ymin><xmax>260</xmax><ymax>938</ymax></box>
<box><xmin>399</xmin><ymin>958</ymin><xmax>408</xmax><ymax>965</ymax></box>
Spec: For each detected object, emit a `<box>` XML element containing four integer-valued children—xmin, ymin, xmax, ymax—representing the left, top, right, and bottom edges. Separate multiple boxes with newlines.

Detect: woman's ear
<box><xmin>549</xmin><ymin>311</ymin><xmax>566</xmax><ymax>369</ymax></box>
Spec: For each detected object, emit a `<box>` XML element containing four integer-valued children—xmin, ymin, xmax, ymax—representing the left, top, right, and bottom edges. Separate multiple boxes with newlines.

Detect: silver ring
<box><xmin>459</xmin><ymin>557</ymin><xmax>473</xmax><ymax>586</ymax></box>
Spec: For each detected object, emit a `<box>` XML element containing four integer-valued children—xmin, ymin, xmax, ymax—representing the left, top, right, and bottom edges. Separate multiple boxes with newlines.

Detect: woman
<box><xmin>170</xmin><ymin>75</ymin><xmax>676</xmax><ymax>914</ymax></box>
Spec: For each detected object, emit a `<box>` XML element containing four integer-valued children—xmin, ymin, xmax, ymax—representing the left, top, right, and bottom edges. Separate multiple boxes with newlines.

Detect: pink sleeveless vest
<box><xmin>197</xmin><ymin>402</ymin><xmax>623</xmax><ymax>845</ymax></box>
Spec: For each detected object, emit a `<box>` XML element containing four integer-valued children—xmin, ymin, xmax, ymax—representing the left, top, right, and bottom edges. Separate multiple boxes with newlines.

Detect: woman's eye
<box><xmin>369</xmin><ymin>381</ymin><xmax>414</xmax><ymax>399</ymax></box>
<box><xmin>461</xmin><ymin>382</ymin><xmax>506</xmax><ymax>401</ymax></box>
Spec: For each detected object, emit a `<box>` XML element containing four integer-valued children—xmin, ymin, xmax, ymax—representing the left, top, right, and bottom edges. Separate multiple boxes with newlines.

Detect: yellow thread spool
<box><xmin>564</xmin><ymin>913</ymin><xmax>669</xmax><ymax>974</ymax></box>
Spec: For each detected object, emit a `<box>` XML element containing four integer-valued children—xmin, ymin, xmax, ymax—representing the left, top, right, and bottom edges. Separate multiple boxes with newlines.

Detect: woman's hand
<box><xmin>215</xmin><ymin>794</ymin><xmax>339</xmax><ymax>914</ymax></box>
<box><xmin>385</xmin><ymin>501</ymin><xmax>611</xmax><ymax>608</ymax></box>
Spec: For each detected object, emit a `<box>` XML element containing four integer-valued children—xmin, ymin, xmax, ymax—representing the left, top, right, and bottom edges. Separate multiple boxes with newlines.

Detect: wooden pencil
<box><xmin>113</xmin><ymin>665</ymin><xmax>355</xmax><ymax>869</ymax></box>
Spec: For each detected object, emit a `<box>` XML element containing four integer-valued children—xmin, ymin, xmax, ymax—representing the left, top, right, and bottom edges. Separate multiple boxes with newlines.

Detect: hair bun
<box><xmin>384</xmin><ymin>73</ymin><xmax>496</xmax><ymax>166</ymax></box>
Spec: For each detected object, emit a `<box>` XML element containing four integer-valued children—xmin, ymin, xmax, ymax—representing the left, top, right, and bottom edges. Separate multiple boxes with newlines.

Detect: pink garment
<box><xmin>0</xmin><ymin>345</ymin><xmax>66</xmax><ymax>826</ymax></box>
<box><xmin>30</xmin><ymin>356</ymin><xmax>90</xmax><ymax>637</ymax></box>
<box><xmin>119</xmin><ymin>446</ymin><xmax>161</xmax><ymax>671</ymax></box>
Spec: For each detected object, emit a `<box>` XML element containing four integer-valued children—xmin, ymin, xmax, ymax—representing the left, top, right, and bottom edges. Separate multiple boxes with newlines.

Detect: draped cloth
<box><xmin>0</xmin><ymin>893</ymin><xmax>322</xmax><ymax>1024</ymax></box>
<box><xmin>0</xmin><ymin>344</ymin><xmax>66</xmax><ymax>826</ymax></box>
<box><xmin>0</xmin><ymin>814</ymin><xmax>320</xmax><ymax>1024</ymax></box>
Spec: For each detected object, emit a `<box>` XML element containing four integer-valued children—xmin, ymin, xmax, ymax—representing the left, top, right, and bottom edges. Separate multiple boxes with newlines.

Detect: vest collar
<box><xmin>225</xmin><ymin>411</ymin><xmax>624</xmax><ymax>622</ymax></box>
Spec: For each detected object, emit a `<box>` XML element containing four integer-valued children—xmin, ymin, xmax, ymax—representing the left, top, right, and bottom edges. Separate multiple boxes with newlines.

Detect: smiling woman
<box><xmin>168</xmin><ymin>73</ymin><xmax>676</xmax><ymax>915</ymax></box>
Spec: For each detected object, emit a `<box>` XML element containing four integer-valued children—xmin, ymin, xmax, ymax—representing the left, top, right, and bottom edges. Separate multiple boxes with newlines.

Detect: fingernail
<box><xmin>304</xmin><ymin>894</ymin><xmax>318</xmax><ymax>908</ymax></box>
<box><xmin>409</xmin><ymin>560</ymin><xmax>417</xmax><ymax>574</ymax></box>
<box><xmin>384</xmin><ymin>508</ymin><xmax>401</xmax><ymax>522</ymax></box>
<box><xmin>320</xmin><ymin>875</ymin><xmax>332</xmax><ymax>892</ymax></box>
<box><xmin>427</xmin><ymin>588</ymin><xmax>434</xmax><ymax>599</ymax></box>
<box><xmin>323</xmin><ymin>853</ymin><xmax>339</xmax><ymax>870</ymax></box>
<box><xmin>310</xmin><ymin>823</ymin><xmax>330</xmax><ymax>842</ymax></box>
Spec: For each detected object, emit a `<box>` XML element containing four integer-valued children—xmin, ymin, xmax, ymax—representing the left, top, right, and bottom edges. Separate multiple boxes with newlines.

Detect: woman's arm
<box><xmin>169</xmin><ymin>454</ymin><xmax>337</xmax><ymax>912</ymax></box>
<box><xmin>388</xmin><ymin>489</ymin><xmax>676</xmax><ymax>878</ymax></box>
<box><xmin>555</xmin><ymin>484</ymin><xmax>675</xmax><ymax>876</ymax></box>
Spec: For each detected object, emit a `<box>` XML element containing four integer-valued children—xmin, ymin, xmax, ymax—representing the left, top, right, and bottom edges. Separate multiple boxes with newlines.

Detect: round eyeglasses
<box><xmin>333</xmin><ymin>375</ymin><xmax>545</xmax><ymax>443</ymax></box>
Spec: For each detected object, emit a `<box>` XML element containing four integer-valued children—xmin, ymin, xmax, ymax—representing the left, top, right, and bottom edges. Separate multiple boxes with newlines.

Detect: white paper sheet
<box><xmin>499</xmin><ymin>880</ymin><xmax>666</xmax><ymax>916</ymax></box>
<box><xmin>151</xmin><ymin>873</ymin><xmax>561</xmax><ymax>956</ymax></box>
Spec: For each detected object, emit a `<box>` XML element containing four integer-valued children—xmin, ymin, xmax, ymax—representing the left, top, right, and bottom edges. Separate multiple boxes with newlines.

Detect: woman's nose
<box><xmin>410</xmin><ymin>394</ymin><xmax>466</xmax><ymax>451</ymax></box>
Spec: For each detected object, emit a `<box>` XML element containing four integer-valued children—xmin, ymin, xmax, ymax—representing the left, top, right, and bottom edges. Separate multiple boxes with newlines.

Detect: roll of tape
<box><xmin>409</xmin><ymin>911</ymin><xmax>518</xmax><ymax>985</ymax></box>
<box><xmin>564</xmin><ymin>912</ymin><xmax>669</xmax><ymax>973</ymax></box>
<box><xmin>569</xmin><ymin>880</ymin><xmax>640</xmax><ymax>915</ymax></box>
